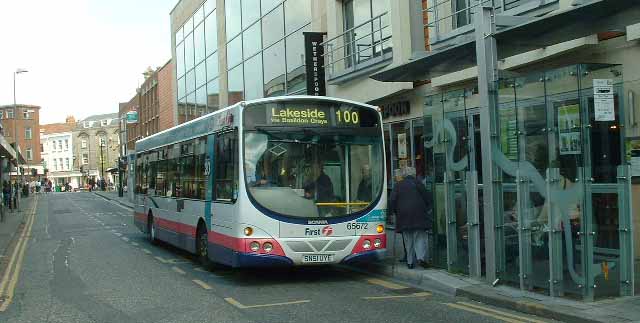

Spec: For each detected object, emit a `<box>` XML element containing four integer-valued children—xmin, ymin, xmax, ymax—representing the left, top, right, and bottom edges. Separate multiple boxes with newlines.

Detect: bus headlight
<box><xmin>244</xmin><ymin>227</ymin><xmax>253</xmax><ymax>236</ymax></box>
<box><xmin>249</xmin><ymin>241</ymin><xmax>260</xmax><ymax>252</ymax></box>
<box><xmin>374</xmin><ymin>239</ymin><xmax>382</xmax><ymax>248</ymax></box>
<box><xmin>263</xmin><ymin>242</ymin><xmax>273</xmax><ymax>253</ymax></box>
<box><xmin>376</xmin><ymin>225</ymin><xmax>384</xmax><ymax>233</ymax></box>
<box><xmin>363</xmin><ymin>239</ymin><xmax>371</xmax><ymax>250</ymax></box>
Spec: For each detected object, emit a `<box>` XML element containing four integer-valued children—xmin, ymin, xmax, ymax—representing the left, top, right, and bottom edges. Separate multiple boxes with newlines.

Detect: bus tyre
<box><xmin>197</xmin><ymin>225</ymin><xmax>211</xmax><ymax>268</ymax></box>
<box><xmin>148</xmin><ymin>214</ymin><xmax>157</xmax><ymax>244</ymax></box>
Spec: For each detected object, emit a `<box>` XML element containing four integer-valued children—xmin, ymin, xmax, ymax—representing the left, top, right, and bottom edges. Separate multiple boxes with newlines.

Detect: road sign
<box><xmin>126</xmin><ymin>111</ymin><xmax>138</xmax><ymax>124</ymax></box>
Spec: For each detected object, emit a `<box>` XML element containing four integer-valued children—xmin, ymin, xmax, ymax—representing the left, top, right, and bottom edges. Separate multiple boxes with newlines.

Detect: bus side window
<box><xmin>214</xmin><ymin>130</ymin><xmax>238</xmax><ymax>202</ymax></box>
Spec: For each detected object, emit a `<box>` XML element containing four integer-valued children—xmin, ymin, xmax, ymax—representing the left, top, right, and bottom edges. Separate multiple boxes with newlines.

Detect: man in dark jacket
<box><xmin>389</xmin><ymin>167</ymin><xmax>433</xmax><ymax>269</ymax></box>
<box><xmin>304</xmin><ymin>162</ymin><xmax>334</xmax><ymax>216</ymax></box>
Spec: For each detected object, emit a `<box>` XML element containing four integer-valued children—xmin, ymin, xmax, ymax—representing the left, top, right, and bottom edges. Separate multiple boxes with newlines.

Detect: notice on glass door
<box><xmin>557</xmin><ymin>104</ymin><xmax>581</xmax><ymax>155</ymax></box>
<box><xmin>593</xmin><ymin>79</ymin><xmax>615</xmax><ymax>121</ymax></box>
<box><xmin>397</xmin><ymin>133</ymin><xmax>407</xmax><ymax>159</ymax></box>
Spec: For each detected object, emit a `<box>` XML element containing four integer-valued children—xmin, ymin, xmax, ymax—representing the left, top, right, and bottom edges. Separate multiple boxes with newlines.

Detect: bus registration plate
<box><xmin>302</xmin><ymin>254</ymin><xmax>334</xmax><ymax>263</ymax></box>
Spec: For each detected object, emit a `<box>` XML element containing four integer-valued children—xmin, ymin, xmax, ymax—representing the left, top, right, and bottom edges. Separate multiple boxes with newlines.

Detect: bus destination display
<box><xmin>269</xmin><ymin>106</ymin><xmax>360</xmax><ymax>127</ymax></box>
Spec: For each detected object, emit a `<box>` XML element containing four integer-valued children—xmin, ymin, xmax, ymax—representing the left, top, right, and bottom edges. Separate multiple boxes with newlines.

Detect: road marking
<box><xmin>362</xmin><ymin>292</ymin><xmax>431</xmax><ymax>300</ymax></box>
<box><xmin>114</xmin><ymin>232</ymin><xmax>122</xmax><ymax>237</ymax></box>
<box><xmin>224</xmin><ymin>297</ymin><xmax>310</xmax><ymax>309</ymax></box>
<box><xmin>131</xmin><ymin>242</ymin><xmax>139</xmax><ymax>246</ymax></box>
<box><xmin>456</xmin><ymin>302</ymin><xmax>547</xmax><ymax>323</ymax></box>
<box><xmin>142</xmin><ymin>249</ymin><xmax>152</xmax><ymax>254</ymax></box>
<box><xmin>194</xmin><ymin>267</ymin><xmax>208</xmax><ymax>273</ymax></box>
<box><xmin>365</xmin><ymin>278</ymin><xmax>407</xmax><ymax>290</ymax></box>
<box><xmin>0</xmin><ymin>196</ymin><xmax>38</xmax><ymax>311</ymax></box>
<box><xmin>121</xmin><ymin>237</ymin><xmax>130</xmax><ymax>242</ymax></box>
<box><xmin>445</xmin><ymin>302</ymin><xmax>536</xmax><ymax>323</ymax></box>
<box><xmin>172</xmin><ymin>266</ymin><xmax>186</xmax><ymax>275</ymax></box>
<box><xmin>192</xmin><ymin>279</ymin><xmax>213</xmax><ymax>290</ymax></box>
<box><xmin>154</xmin><ymin>256</ymin><xmax>169</xmax><ymax>263</ymax></box>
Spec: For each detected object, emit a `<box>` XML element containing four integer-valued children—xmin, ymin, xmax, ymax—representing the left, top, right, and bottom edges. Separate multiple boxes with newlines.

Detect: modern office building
<box><xmin>371</xmin><ymin>0</ymin><xmax>640</xmax><ymax>300</ymax></box>
<box><xmin>170</xmin><ymin>0</ymin><xmax>321</xmax><ymax>124</ymax></box>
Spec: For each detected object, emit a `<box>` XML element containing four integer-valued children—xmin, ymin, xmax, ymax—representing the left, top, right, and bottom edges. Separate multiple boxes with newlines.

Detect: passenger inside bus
<box><xmin>304</xmin><ymin>162</ymin><xmax>334</xmax><ymax>216</ymax></box>
<box><xmin>356</xmin><ymin>164</ymin><xmax>372</xmax><ymax>202</ymax></box>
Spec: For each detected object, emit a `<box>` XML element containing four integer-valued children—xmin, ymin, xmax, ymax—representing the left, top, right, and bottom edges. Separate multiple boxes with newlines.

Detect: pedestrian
<box><xmin>35</xmin><ymin>180</ymin><xmax>41</xmax><ymax>194</ymax></box>
<box><xmin>389</xmin><ymin>167</ymin><xmax>433</xmax><ymax>269</ymax></box>
<box><xmin>3</xmin><ymin>181</ymin><xmax>12</xmax><ymax>211</ymax></box>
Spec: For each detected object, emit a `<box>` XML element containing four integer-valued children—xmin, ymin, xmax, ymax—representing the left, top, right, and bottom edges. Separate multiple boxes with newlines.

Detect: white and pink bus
<box><xmin>133</xmin><ymin>96</ymin><xmax>387</xmax><ymax>267</ymax></box>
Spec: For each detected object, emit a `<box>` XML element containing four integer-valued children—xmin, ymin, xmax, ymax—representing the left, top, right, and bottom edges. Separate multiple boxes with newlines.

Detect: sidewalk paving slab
<box><xmin>0</xmin><ymin>196</ymin><xmax>37</xmax><ymax>276</ymax></box>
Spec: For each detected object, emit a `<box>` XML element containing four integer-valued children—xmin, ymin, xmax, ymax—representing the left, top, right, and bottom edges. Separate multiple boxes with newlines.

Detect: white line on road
<box><xmin>224</xmin><ymin>298</ymin><xmax>310</xmax><ymax>309</ymax></box>
<box><xmin>362</xmin><ymin>292</ymin><xmax>431</xmax><ymax>300</ymax></box>
<box><xmin>154</xmin><ymin>256</ymin><xmax>169</xmax><ymax>263</ymax></box>
<box><xmin>141</xmin><ymin>249</ymin><xmax>152</xmax><ymax>254</ymax></box>
<box><xmin>121</xmin><ymin>237</ymin><xmax>130</xmax><ymax>242</ymax></box>
<box><xmin>131</xmin><ymin>242</ymin><xmax>139</xmax><ymax>246</ymax></box>
<box><xmin>172</xmin><ymin>266</ymin><xmax>186</xmax><ymax>275</ymax></box>
<box><xmin>192</xmin><ymin>279</ymin><xmax>212</xmax><ymax>290</ymax></box>
<box><xmin>114</xmin><ymin>232</ymin><xmax>122</xmax><ymax>237</ymax></box>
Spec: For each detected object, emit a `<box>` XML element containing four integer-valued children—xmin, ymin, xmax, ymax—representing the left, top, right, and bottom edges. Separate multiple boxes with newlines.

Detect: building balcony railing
<box><xmin>423</xmin><ymin>0</ymin><xmax>557</xmax><ymax>48</ymax></box>
<box><xmin>322</xmin><ymin>12</ymin><xmax>393</xmax><ymax>83</ymax></box>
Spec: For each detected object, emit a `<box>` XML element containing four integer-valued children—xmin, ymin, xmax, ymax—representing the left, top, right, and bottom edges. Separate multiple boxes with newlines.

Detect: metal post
<box><xmin>617</xmin><ymin>165</ymin><xmax>634</xmax><ymax>296</ymax></box>
<box><xmin>475</xmin><ymin>4</ymin><xmax>499</xmax><ymax>283</ymax></box>
<box><xmin>100</xmin><ymin>144</ymin><xmax>105</xmax><ymax>191</ymax></box>
<box><xmin>467</xmin><ymin>170</ymin><xmax>481</xmax><ymax>278</ymax></box>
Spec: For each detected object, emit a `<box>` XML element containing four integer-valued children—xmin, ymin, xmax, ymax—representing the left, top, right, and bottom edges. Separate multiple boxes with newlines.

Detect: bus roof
<box><xmin>134</xmin><ymin>96</ymin><xmax>379</xmax><ymax>153</ymax></box>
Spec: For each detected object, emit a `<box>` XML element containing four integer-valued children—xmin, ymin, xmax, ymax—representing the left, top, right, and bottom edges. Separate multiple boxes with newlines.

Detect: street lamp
<box><xmin>13</xmin><ymin>68</ymin><xmax>28</xmax><ymax>209</ymax></box>
<box><xmin>99</xmin><ymin>142</ymin><xmax>105</xmax><ymax>191</ymax></box>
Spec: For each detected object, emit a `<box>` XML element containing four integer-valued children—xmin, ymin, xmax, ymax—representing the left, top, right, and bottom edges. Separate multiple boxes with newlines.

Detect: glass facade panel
<box><xmin>263</xmin><ymin>40</ymin><xmax>285</xmax><ymax>97</ymax></box>
<box><xmin>285</xmin><ymin>28</ymin><xmax>306</xmax><ymax>93</ymax></box>
<box><xmin>195</xmin><ymin>62</ymin><xmax>207</xmax><ymax>88</ymax></box>
<box><xmin>185</xmin><ymin>32</ymin><xmax>194</xmax><ymax>71</ymax></box>
<box><xmin>175</xmin><ymin>27</ymin><xmax>183</xmax><ymax>45</ymax></box>
<box><xmin>176</xmin><ymin>42</ymin><xmax>185</xmax><ymax>77</ymax></box>
<box><xmin>194</xmin><ymin>6</ymin><xmax>204</xmax><ymax>26</ymax></box>
<box><xmin>262</xmin><ymin>5</ymin><xmax>284</xmax><ymax>48</ymax></box>
<box><xmin>205</xmin><ymin>13</ymin><xmax>218</xmax><ymax>56</ymax></box>
<box><xmin>194</xmin><ymin>23</ymin><xmax>206</xmax><ymax>64</ymax></box>
<box><xmin>196</xmin><ymin>85</ymin><xmax>207</xmax><ymax>114</ymax></box>
<box><xmin>243</xmin><ymin>54</ymin><xmax>263</xmax><ymax>100</ymax></box>
<box><xmin>207</xmin><ymin>79</ymin><xmax>220</xmax><ymax>110</ymax></box>
<box><xmin>228</xmin><ymin>65</ymin><xmax>244</xmax><ymax>105</ymax></box>
<box><xmin>242</xmin><ymin>0</ymin><xmax>261</xmax><ymax>29</ymax></box>
<box><xmin>177</xmin><ymin>76</ymin><xmax>186</xmax><ymax>99</ymax></box>
<box><xmin>204</xmin><ymin>0</ymin><xmax>215</xmax><ymax>16</ymax></box>
<box><xmin>262</xmin><ymin>0</ymin><xmax>281</xmax><ymax>15</ymax></box>
<box><xmin>185</xmin><ymin>16</ymin><xmax>194</xmax><ymax>35</ymax></box>
<box><xmin>243</xmin><ymin>22</ymin><xmax>262</xmax><ymax>59</ymax></box>
<box><xmin>225</xmin><ymin>0</ymin><xmax>242</xmax><ymax>39</ymax></box>
<box><xmin>284</xmin><ymin>0</ymin><xmax>311</xmax><ymax>34</ymax></box>
<box><xmin>227</xmin><ymin>35</ymin><xmax>243</xmax><ymax>68</ymax></box>
<box><xmin>186</xmin><ymin>69</ymin><xmax>195</xmax><ymax>95</ymax></box>
<box><xmin>206</xmin><ymin>52</ymin><xmax>219</xmax><ymax>82</ymax></box>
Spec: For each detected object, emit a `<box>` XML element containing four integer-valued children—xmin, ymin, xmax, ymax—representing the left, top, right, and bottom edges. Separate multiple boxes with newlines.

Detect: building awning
<box><xmin>371</xmin><ymin>0</ymin><xmax>640</xmax><ymax>82</ymax></box>
<box><xmin>106</xmin><ymin>167</ymin><xmax>119</xmax><ymax>174</ymax></box>
<box><xmin>0</xmin><ymin>136</ymin><xmax>18</xmax><ymax>165</ymax></box>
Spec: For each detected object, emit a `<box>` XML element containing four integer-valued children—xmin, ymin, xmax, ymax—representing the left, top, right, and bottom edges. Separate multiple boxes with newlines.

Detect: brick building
<box><xmin>0</xmin><ymin>104</ymin><xmax>43</xmax><ymax>178</ymax></box>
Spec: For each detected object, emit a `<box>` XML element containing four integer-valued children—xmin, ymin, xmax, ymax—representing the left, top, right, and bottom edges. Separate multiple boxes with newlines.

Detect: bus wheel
<box><xmin>148</xmin><ymin>214</ymin><xmax>157</xmax><ymax>244</ymax></box>
<box><xmin>197</xmin><ymin>224</ymin><xmax>210</xmax><ymax>268</ymax></box>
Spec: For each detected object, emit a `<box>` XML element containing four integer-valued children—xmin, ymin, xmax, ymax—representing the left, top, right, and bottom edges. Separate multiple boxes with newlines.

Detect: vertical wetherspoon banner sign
<box><xmin>304</xmin><ymin>32</ymin><xmax>327</xmax><ymax>96</ymax></box>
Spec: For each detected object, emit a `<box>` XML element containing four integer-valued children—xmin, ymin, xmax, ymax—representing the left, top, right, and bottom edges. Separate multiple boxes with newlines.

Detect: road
<box><xmin>0</xmin><ymin>193</ymin><xmax>556</xmax><ymax>323</ymax></box>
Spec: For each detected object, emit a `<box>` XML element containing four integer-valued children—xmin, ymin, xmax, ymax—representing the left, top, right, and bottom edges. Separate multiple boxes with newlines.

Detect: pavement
<box><xmin>0</xmin><ymin>195</ymin><xmax>36</xmax><ymax>273</ymax></box>
<box><xmin>0</xmin><ymin>192</ymin><xmax>555</xmax><ymax>323</ymax></box>
<box><xmin>91</xmin><ymin>190</ymin><xmax>640</xmax><ymax>323</ymax></box>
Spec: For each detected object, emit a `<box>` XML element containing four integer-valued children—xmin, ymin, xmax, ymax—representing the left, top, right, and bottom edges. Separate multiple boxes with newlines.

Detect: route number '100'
<box><xmin>336</xmin><ymin>110</ymin><xmax>359</xmax><ymax>125</ymax></box>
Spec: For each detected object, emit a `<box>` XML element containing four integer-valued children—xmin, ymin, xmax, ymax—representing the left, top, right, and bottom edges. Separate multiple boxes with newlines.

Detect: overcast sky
<box><xmin>0</xmin><ymin>0</ymin><xmax>176</xmax><ymax>124</ymax></box>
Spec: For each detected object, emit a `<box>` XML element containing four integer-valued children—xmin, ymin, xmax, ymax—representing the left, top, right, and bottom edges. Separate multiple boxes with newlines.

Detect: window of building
<box><xmin>225</xmin><ymin>0</ymin><xmax>242</xmax><ymax>39</ymax></box>
<box><xmin>53</xmin><ymin>158</ymin><xmax>58</xmax><ymax>170</ymax></box>
<box><xmin>24</xmin><ymin>127</ymin><xmax>32</xmax><ymax>140</ymax></box>
<box><xmin>194</xmin><ymin>22</ymin><xmax>206</xmax><ymax>64</ymax></box>
<box><xmin>285</xmin><ymin>26</ymin><xmax>308</xmax><ymax>93</ymax></box>
<box><xmin>59</xmin><ymin>158</ymin><xmax>63</xmax><ymax>170</ymax></box>
<box><xmin>228</xmin><ymin>65</ymin><xmax>244</xmax><ymax>105</ymax></box>
<box><xmin>101</xmin><ymin>120</ymin><xmax>108</xmax><ymax>126</ymax></box>
<box><xmin>7</xmin><ymin>110</ymin><xmax>14</xmax><ymax>119</ymax></box>
<box><xmin>243</xmin><ymin>54</ymin><xmax>263</xmax><ymax>100</ymax></box>
<box><xmin>284</xmin><ymin>0</ymin><xmax>311</xmax><ymax>34</ymax></box>
<box><xmin>83</xmin><ymin>121</ymin><xmax>91</xmax><ymax>128</ymax></box>
<box><xmin>263</xmin><ymin>40</ymin><xmax>286</xmax><ymax>97</ymax></box>
<box><xmin>23</xmin><ymin>109</ymin><xmax>32</xmax><ymax>119</ymax></box>
<box><xmin>58</xmin><ymin>140</ymin><xmax>62</xmax><ymax>150</ymax></box>
<box><xmin>206</xmin><ymin>52</ymin><xmax>219</xmax><ymax>82</ymax></box>
<box><xmin>227</xmin><ymin>35</ymin><xmax>243</xmax><ymax>69</ymax></box>
<box><xmin>65</xmin><ymin>139</ymin><xmax>69</xmax><ymax>150</ymax></box>
<box><xmin>343</xmin><ymin>0</ymin><xmax>391</xmax><ymax>66</ymax></box>
<box><xmin>65</xmin><ymin>158</ymin><xmax>70</xmax><ymax>170</ymax></box>
<box><xmin>81</xmin><ymin>139</ymin><xmax>87</xmax><ymax>149</ymax></box>
<box><xmin>262</xmin><ymin>5</ymin><xmax>284</xmax><ymax>48</ymax></box>
<box><xmin>205</xmin><ymin>11</ymin><xmax>218</xmax><ymax>57</ymax></box>
<box><xmin>26</xmin><ymin>148</ymin><xmax>33</xmax><ymax>161</ymax></box>
<box><xmin>40</xmin><ymin>143</ymin><xmax>43</xmax><ymax>153</ymax></box>
<box><xmin>214</xmin><ymin>130</ymin><xmax>238</xmax><ymax>201</ymax></box>
<box><xmin>243</xmin><ymin>22</ymin><xmax>262</xmax><ymax>60</ymax></box>
<box><xmin>82</xmin><ymin>153</ymin><xmax>89</xmax><ymax>165</ymax></box>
